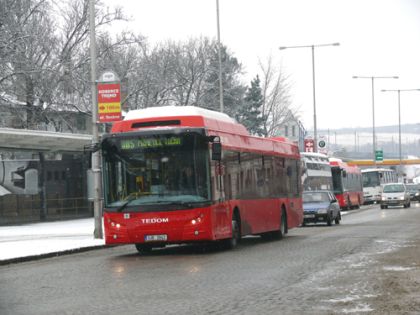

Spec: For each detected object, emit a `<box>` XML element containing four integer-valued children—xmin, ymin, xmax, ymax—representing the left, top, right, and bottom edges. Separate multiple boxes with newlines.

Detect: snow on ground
<box><xmin>0</xmin><ymin>218</ymin><xmax>105</xmax><ymax>261</ymax></box>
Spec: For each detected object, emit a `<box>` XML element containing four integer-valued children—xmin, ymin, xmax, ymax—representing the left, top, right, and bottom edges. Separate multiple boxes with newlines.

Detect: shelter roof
<box><xmin>0</xmin><ymin>128</ymin><xmax>92</xmax><ymax>152</ymax></box>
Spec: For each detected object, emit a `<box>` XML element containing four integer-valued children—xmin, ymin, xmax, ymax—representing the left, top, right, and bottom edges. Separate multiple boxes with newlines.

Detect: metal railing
<box><xmin>0</xmin><ymin>195</ymin><xmax>92</xmax><ymax>225</ymax></box>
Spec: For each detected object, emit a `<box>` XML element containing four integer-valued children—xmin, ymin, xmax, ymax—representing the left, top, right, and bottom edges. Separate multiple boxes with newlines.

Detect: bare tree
<box><xmin>1</xmin><ymin>1</ymin><xmax>249</xmax><ymax>131</ymax></box>
<box><xmin>120</xmin><ymin>37</ymin><xmax>245</xmax><ymax>113</ymax></box>
<box><xmin>0</xmin><ymin>0</ymin><xmax>127</xmax><ymax>131</ymax></box>
<box><xmin>258</xmin><ymin>55</ymin><xmax>297</xmax><ymax>136</ymax></box>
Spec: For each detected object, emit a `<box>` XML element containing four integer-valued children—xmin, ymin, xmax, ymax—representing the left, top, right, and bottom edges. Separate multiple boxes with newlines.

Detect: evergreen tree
<box><xmin>237</xmin><ymin>75</ymin><xmax>264</xmax><ymax>136</ymax></box>
<box><xmin>201</xmin><ymin>44</ymin><xmax>246</xmax><ymax>117</ymax></box>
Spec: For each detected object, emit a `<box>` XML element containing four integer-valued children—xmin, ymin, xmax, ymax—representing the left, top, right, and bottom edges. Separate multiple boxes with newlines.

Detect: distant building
<box><xmin>0</xmin><ymin>98</ymin><xmax>91</xmax><ymax>134</ymax></box>
<box><xmin>276</xmin><ymin>112</ymin><xmax>306</xmax><ymax>152</ymax></box>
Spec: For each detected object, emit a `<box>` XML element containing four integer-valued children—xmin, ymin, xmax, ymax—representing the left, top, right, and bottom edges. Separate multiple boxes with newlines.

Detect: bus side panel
<box><xmin>211</xmin><ymin>201</ymin><xmax>232</xmax><ymax>240</ymax></box>
<box><xmin>236</xmin><ymin>197</ymin><xmax>303</xmax><ymax>234</ymax></box>
<box><xmin>239</xmin><ymin>199</ymin><xmax>281</xmax><ymax>234</ymax></box>
<box><xmin>349</xmin><ymin>191</ymin><xmax>363</xmax><ymax>207</ymax></box>
<box><xmin>287</xmin><ymin>197</ymin><xmax>303</xmax><ymax>229</ymax></box>
<box><xmin>335</xmin><ymin>193</ymin><xmax>347</xmax><ymax>209</ymax></box>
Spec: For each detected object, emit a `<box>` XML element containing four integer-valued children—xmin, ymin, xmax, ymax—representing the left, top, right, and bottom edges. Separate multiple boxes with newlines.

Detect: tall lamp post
<box><xmin>89</xmin><ymin>0</ymin><xmax>102</xmax><ymax>238</ymax></box>
<box><xmin>216</xmin><ymin>0</ymin><xmax>224</xmax><ymax>113</ymax></box>
<box><xmin>279</xmin><ymin>42</ymin><xmax>339</xmax><ymax>153</ymax></box>
<box><xmin>381</xmin><ymin>88</ymin><xmax>420</xmax><ymax>175</ymax></box>
<box><xmin>352</xmin><ymin>76</ymin><xmax>398</xmax><ymax>166</ymax></box>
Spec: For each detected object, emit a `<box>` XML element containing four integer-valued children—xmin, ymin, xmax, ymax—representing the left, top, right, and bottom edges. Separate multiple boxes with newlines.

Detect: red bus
<box><xmin>101</xmin><ymin>106</ymin><xmax>303</xmax><ymax>253</ymax></box>
<box><xmin>330</xmin><ymin>158</ymin><xmax>364</xmax><ymax>210</ymax></box>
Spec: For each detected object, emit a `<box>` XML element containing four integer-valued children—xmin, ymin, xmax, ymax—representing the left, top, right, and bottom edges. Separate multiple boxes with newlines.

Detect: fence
<box><xmin>0</xmin><ymin>194</ymin><xmax>92</xmax><ymax>225</ymax></box>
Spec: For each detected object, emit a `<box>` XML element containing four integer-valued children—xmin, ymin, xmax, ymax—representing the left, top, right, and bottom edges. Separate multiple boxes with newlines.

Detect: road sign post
<box><xmin>304</xmin><ymin>138</ymin><xmax>315</xmax><ymax>152</ymax></box>
<box><xmin>375</xmin><ymin>149</ymin><xmax>383</xmax><ymax>162</ymax></box>
<box><xmin>98</xmin><ymin>71</ymin><xmax>122</xmax><ymax>123</ymax></box>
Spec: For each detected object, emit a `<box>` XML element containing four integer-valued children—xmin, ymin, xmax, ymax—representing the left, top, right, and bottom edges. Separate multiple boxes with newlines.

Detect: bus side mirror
<box><xmin>212</xmin><ymin>142</ymin><xmax>222</xmax><ymax>161</ymax></box>
<box><xmin>342</xmin><ymin>170</ymin><xmax>347</xmax><ymax>178</ymax></box>
<box><xmin>287</xmin><ymin>166</ymin><xmax>292</xmax><ymax>177</ymax></box>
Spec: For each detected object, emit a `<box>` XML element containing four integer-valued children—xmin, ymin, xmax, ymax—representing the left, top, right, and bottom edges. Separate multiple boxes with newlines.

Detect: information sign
<box><xmin>98</xmin><ymin>83</ymin><xmax>121</xmax><ymax>123</ymax></box>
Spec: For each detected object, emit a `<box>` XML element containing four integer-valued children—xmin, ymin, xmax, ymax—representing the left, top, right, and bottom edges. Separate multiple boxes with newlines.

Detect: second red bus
<box><xmin>330</xmin><ymin>158</ymin><xmax>364</xmax><ymax>210</ymax></box>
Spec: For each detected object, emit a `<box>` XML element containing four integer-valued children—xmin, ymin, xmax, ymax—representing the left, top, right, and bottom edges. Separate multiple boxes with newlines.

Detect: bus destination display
<box><xmin>120</xmin><ymin>137</ymin><xmax>182</xmax><ymax>150</ymax></box>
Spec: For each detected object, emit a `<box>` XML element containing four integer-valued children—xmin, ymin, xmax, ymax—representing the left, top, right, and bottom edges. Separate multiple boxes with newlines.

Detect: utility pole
<box><xmin>353</xmin><ymin>75</ymin><xmax>398</xmax><ymax>167</ymax></box>
<box><xmin>354</xmin><ymin>130</ymin><xmax>357</xmax><ymax>153</ymax></box>
<box><xmin>279</xmin><ymin>42</ymin><xmax>339</xmax><ymax>153</ymax></box>
<box><xmin>216</xmin><ymin>0</ymin><xmax>224</xmax><ymax>113</ymax></box>
<box><xmin>89</xmin><ymin>0</ymin><xmax>103</xmax><ymax>239</ymax></box>
<box><xmin>382</xmin><ymin>88</ymin><xmax>420</xmax><ymax>176</ymax></box>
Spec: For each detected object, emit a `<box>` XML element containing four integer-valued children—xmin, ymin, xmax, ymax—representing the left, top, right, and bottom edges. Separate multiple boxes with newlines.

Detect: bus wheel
<box><xmin>279</xmin><ymin>209</ymin><xmax>287</xmax><ymax>239</ymax></box>
<box><xmin>346</xmin><ymin>197</ymin><xmax>352</xmax><ymax>210</ymax></box>
<box><xmin>135</xmin><ymin>244</ymin><xmax>153</xmax><ymax>254</ymax></box>
<box><xmin>224</xmin><ymin>214</ymin><xmax>240</xmax><ymax>249</ymax></box>
<box><xmin>355</xmin><ymin>197</ymin><xmax>361</xmax><ymax>209</ymax></box>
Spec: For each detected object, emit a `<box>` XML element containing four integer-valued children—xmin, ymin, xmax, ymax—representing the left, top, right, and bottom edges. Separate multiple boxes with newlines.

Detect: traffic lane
<box><xmin>342</xmin><ymin>201</ymin><xmax>420</xmax><ymax>225</ymax></box>
<box><xmin>1</xmin><ymin>203</ymin><xmax>420</xmax><ymax>315</ymax></box>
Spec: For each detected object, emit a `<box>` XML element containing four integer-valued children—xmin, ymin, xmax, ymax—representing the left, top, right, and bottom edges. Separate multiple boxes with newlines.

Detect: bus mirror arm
<box><xmin>212</xmin><ymin>142</ymin><xmax>222</xmax><ymax>161</ymax></box>
<box><xmin>209</xmin><ymin>136</ymin><xmax>222</xmax><ymax>161</ymax></box>
<box><xmin>84</xmin><ymin>142</ymin><xmax>101</xmax><ymax>153</ymax></box>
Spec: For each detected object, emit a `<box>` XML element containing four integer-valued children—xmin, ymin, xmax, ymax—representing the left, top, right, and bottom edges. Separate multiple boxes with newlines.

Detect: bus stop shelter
<box><xmin>0</xmin><ymin>127</ymin><xmax>92</xmax><ymax>151</ymax></box>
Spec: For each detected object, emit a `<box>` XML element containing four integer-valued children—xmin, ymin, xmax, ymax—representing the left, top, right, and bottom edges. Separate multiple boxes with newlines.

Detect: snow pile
<box><xmin>0</xmin><ymin>218</ymin><xmax>105</xmax><ymax>261</ymax></box>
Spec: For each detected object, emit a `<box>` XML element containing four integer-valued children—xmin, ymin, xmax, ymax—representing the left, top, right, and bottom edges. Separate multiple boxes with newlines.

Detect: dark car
<box><xmin>302</xmin><ymin>191</ymin><xmax>341</xmax><ymax>226</ymax></box>
<box><xmin>405</xmin><ymin>184</ymin><xmax>420</xmax><ymax>202</ymax></box>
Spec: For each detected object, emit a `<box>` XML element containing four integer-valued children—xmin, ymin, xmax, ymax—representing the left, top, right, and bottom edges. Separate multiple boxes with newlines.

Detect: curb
<box><xmin>341</xmin><ymin>204</ymin><xmax>376</xmax><ymax>216</ymax></box>
<box><xmin>0</xmin><ymin>244</ymin><xmax>108</xmax><ymax>266</ymax></box>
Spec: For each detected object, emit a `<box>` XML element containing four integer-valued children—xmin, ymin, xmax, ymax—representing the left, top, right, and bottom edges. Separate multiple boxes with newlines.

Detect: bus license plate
<box><xmin>304</xmin><ymin>214</ymin><xmax>315</xmax><ymax>218</ymax></box>
<box><xmin>145</xmin><ymin>234</ymin><xmax>167</xmax><ymax>242</ymax></box>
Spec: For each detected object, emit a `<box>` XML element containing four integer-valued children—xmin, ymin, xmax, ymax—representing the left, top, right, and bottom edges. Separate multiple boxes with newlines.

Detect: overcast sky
<box><xmin>103</xmin><ymin>0</ymin><xmax>420</xmax><ymax>131</ymax></box>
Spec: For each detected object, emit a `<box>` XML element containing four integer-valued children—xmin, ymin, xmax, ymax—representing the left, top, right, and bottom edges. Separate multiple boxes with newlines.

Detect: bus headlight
<box><xmin>191</xmin><ymin>214</ymin><xmax>204</xmax><ymax>225</ymax></box>
<box><xmin>110</xmin><ymin>221</ymin><xmax>123</xmax><ymax>229</ymax></box>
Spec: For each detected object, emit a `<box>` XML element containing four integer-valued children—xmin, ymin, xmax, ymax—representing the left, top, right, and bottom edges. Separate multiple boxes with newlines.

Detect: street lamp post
<box><xmin>352</xmin><ymin>76</ymin><xmax>398</xmax><ymax>167</ymax></box>
<box><xmin>89</xmin><ymin>0</ymin><xmax>103</xmax><ymax>239</ymax></box>
<box><xmin>279</xmin><ymin>43</ymin><xmax>339</xmax><ymax>153</ymax></box>
<box><xmin>381</xmin><ymin>88</ymin><xmax>420</xmax><ymax>176</ymax></box>
<box><xmin>216</xmin><ymin>0</ymin><xmax>224</xmax><ymax>113</ymax></box>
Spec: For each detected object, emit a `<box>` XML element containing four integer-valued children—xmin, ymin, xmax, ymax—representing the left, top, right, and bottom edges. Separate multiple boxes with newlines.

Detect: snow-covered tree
<box><xmin>0</xmin><ymin>0</ymin><xmax>127</xmax><ymax>131</ymax></box>
<box><xmin>200</xmin><ymin>44</ymin><xmax>246</xmax><ymax>117</ymax></box>
<box><xmin>236</xmin><ymin>75</ymin><xmax>265</xmax><ymax>135</ymax></box>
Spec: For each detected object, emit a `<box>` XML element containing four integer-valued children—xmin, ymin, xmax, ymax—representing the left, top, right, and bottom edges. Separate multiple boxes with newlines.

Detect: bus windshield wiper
<box><xmin>116</xmin><ymin>195</ymin><xmax>138</xmax><ymax>212</ymax></box>
<box><xmin>152</xmin><ymin>200</ymin><xmax>195</xmax><ymax>208</ymax></box>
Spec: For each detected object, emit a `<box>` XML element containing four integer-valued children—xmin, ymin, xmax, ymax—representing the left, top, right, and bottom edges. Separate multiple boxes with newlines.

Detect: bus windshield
<box><xmin>331</xmin><ymin>167</ymin><xmax>343</xmax><ymax>194</ymax></box>
<box><xmin>102</xmin><ymin>132</ymin><xmax>211</xmax><ymax>210</ymax></box>
<box><xmin>362</xmin><ymin>172</ymin><xmax>380</xmax><ymax>187</ymax></box>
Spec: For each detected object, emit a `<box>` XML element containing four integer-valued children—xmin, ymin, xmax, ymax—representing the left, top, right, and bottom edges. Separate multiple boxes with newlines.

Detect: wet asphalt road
<box><xmin>1</xmin><ymin>202</ymin><xmax>420</xmax><ymax>315</ymax></box>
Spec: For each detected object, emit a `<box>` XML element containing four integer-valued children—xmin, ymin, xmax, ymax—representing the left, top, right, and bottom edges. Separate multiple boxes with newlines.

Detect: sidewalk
<box><xmin>0</xmin><ymin>218</ymin><xmax>105</xmax><ymax>264</ymax></box>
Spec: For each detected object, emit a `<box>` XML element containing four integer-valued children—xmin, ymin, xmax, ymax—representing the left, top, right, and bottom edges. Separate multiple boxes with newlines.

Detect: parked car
<box><xmin>380</xmin><ymin>183</ymin><xmax>411</xmax><ymax>209</ymax></box>
<box><xmin>302</xmin><ymin>191</ymin><xmax>341</xmax><ymax>226</ymax></box>
<box><xmin>405</xmin><ymin>183</ymin><xmax>420</xmax><ymax>202</ymax></box>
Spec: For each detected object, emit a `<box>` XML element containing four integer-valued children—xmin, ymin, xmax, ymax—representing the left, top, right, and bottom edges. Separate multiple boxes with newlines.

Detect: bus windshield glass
<box><xmin>102</xmin><ymin>132</ymin><xmax>211</xmax><ymax>210</ymax></box>
<box><xmin>362</xmin><ymin>172</ymin><xmax>380</xmax><ymax>187</ymax></box>
<box><xmin>331</xmin><ymin>168</ymin><xmax>343</xmax><ymax>194</ymax></box>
